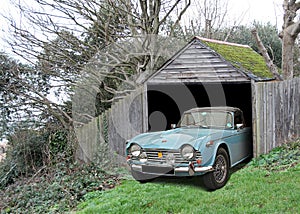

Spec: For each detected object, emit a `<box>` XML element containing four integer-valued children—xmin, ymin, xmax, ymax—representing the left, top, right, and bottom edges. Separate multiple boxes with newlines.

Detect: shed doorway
<box><xmin>147</xmin><ymin>82</ymin><xmax>252</xmax><ymax>132</ymax></box>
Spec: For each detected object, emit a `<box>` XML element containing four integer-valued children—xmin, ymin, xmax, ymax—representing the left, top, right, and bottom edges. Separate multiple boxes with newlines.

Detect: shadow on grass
<box><xmin>151</xmin><ymin>176</ymin><xmax>207</xmax><ymax>190</ymax></box>
<box><xmin>141</xmin><ymin>157</ymin><xmax>253</xmax><ymax>190</ymax></box>
<box><xmin>230</xmin><ymin>156</ymin><xmax>252</xmax><ymax>174</ymax></box>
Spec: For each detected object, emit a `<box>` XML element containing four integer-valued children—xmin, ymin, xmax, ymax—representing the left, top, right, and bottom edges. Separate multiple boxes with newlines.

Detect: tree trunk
<box><xmin>205</xmin><ymin>19</ymin><xmax>212</xmax><ymax>39</ymax></box>
<box><xmin>282</xmin><ymin>32</ymin><xmax>296</xmax><ymax>79</ymax></box>
<box><xmin>280</xmin><ymin>0</ymin><xmax>300</xmax><ymax>80</ymax></box>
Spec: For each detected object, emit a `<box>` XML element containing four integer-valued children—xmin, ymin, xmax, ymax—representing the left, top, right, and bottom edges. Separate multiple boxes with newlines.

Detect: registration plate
<box><xmin>142</xmin><ymin>165</ymin><xmax>174</xmax><ymax>175</ymax></box>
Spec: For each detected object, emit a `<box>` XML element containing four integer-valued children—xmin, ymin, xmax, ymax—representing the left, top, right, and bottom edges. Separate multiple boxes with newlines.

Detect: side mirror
<box><xmin>171</xmin><ymin>124</ymin><xmax>177</xmax><ymax>129</ymax></box>
<box><xmin>236</xmin><ymin>124</ymin><xmax>244</xmax><ymax>130</ymax></box>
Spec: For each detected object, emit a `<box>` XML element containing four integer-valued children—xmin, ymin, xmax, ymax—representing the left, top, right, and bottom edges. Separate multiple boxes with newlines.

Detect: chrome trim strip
<box><xmin>175</xmin><ymin>166</ymin><xmax>213</xmax><ymax>172</ymax></box>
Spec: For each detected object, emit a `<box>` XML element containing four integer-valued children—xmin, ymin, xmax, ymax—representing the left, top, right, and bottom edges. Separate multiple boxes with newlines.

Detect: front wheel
<box><xmin>202</xmin><ymin>147</ymin><xmax>230</xmax><ymax>190</ymax></box>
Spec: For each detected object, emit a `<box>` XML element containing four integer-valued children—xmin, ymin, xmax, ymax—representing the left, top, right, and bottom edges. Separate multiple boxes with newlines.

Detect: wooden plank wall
<box><xmin>76</xmin><ymin>87</ymin><xmax>144</xmax><ymax>166</ymax></box>
<box><xmin>252</xmin><ymin>77</ymin><xmax>300</xmax><ymax>157</ymax></box>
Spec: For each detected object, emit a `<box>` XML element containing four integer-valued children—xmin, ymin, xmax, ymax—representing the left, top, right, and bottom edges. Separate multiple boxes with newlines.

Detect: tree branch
<box><xmin>251</xmin><ymin>28</ymin><xmax>282</xmax><ymax>80</ymax></box>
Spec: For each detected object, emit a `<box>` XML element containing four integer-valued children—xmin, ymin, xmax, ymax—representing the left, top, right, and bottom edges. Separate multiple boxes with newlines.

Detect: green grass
<box><xmin>76</xmin><ymin>164</ymin><xmax>300</xmax><ymax>213</ymax></box>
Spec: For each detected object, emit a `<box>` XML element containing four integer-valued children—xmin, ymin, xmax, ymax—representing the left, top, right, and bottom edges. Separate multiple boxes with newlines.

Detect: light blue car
<box><xmin>126</xmin><ymin>107</ymin><xmax>252</xmax><ymax>190</ymax></box>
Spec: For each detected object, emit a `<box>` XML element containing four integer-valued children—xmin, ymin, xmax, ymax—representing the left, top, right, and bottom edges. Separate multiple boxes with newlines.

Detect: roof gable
<box><xmin>147</xmin><ymin>37</ymin><xmax>274</xmax><ymax>84</ymax></box>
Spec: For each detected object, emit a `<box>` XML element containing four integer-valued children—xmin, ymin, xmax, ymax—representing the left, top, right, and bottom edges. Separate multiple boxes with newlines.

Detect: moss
<box><xmin>202</xmin><ymin>41</ymin><xmax>274</xmax><ymax>79</ymax></box>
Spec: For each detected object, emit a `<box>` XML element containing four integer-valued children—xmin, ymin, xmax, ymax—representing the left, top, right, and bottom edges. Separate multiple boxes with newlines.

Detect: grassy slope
<box><xmin>76</xmin><ymin>157</ymin><xmax>300</xmax><ymax>213</ymax></box>
<box><xmin>77</xmin><ymin>167</ymin><xmax>300</xmax><ymax>213</ymax></box>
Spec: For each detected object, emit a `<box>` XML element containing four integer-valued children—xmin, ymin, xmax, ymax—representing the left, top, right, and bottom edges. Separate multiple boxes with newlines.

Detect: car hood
<box><xmin>129</xmin><ymin>127</ymin><xmax>226</xmax><ymax>150</ymax></box>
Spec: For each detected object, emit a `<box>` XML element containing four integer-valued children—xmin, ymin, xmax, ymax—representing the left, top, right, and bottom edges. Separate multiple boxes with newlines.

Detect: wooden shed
<box><xmin>144</xmin><ymin>37</ymin><xmax>274</xmax><ymax>132</ymax></box>
<box><xmin>76</xmin><ymin>37</ymin><xmax>300</xmax><ymax>164</ymax></box>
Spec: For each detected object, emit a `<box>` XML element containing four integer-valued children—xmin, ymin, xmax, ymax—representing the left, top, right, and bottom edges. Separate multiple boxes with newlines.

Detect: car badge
<box><xmin>158</xmin><ymin>152</ymin><xmax>163</xmax><ymax>158</ymax></box>
<box><xmin>162</xmin><ymin>139</ymin><xmax>167</xmax><ymax>143</ymax></box>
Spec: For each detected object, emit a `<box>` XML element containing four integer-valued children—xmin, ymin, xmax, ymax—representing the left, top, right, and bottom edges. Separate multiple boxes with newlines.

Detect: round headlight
<box><xmin>130</xmin><ymin>144</ymin><xmax>141</xmax><ymax>157</ymax></box>
<box><xmin>181</xmin><ymin>145</ymin><xmax>195</xmax><ymax>160</ymax></box>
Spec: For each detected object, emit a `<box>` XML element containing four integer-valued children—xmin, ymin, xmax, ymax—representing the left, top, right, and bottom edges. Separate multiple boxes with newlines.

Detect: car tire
<box><xmin>131</xmin><ymin>169</ymin><xmax>155</xmax><ymax>183</ymax></box>
<box><xmin>202</xmin><ymin>147</ymin><xmax>230</xmax><ymax>190</ymax></box>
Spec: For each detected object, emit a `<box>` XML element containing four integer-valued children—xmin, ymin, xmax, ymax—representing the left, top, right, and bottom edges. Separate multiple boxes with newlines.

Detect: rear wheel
<box><xmin>203</xmin><ymin>147</ymin><xmax>230</xmax><ymax>190</ymax></box>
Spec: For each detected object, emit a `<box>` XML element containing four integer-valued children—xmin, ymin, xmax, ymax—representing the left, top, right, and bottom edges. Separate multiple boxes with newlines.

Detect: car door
<box><xmin>228</xmin><ymin>111</ymin><xmax>251</xmax><ymax>165</ymax></box>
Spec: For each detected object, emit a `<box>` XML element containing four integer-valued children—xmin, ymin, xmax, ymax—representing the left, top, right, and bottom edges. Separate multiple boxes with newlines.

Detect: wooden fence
<box><xmin>252</xmin><ymin>77</ymin><xmax>300</xmax><ymax>156</ymax></box>
<box><xmin>75</xmin><ymin>87</ymin><xmax>145</xmax><ymax>166</ymax></box>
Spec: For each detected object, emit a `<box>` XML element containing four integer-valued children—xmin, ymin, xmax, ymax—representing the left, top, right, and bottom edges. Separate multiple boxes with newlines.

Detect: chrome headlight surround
<box><xmin>139</xmin><ymin>151</ymin><xmax>148</xmax><ymax>163</ymax></box>
<box><xmin>166</xmin><ymin>153</ymin><xmax>176</xmax><ymax>166</ymax></box>
<box><xmin>181</xmin><ymin>144</ymin><xmax>195</xmax><ymax>160</ymax></box>
<box><xmin>130</xmin><ymin>144</ymin><xmax>142</xmax><ymax>157</ymax></box>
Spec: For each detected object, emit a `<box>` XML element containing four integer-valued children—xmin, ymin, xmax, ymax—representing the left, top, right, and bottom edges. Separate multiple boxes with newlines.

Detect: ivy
<box><xmin>102</xmin><ymin>112</ymin><xmax>109</xmax><ymax>145</ymax></box>
<box><xmin>0</xmin><ymin>162</ymin><xmax>121</xmax><ymax>213</ymax></box>
<box><xmin>249</xmin><ymin>139</ymin><xmax>300</xmax><ymax>171</ymax></box>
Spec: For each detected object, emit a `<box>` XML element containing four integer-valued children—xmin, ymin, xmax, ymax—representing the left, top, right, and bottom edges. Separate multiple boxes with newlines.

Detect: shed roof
<box><xmin>147</xmin><ymin>37</ymin><xmax>274</xmax><ymax>84</ymax></box>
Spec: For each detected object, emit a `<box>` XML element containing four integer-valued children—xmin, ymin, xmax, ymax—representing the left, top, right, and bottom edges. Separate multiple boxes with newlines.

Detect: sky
<box><xmin>0</xmin><ymin>0</ymin><xmax>285</xmax><ymax>55</ymax></box>
<box><xmin>228</xmin><ymin>0</ymin><xmax>283</xmax><ymax>27</ymax></box>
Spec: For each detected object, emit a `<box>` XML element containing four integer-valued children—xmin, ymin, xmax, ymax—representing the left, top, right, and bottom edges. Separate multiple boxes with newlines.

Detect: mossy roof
<box><xmin>197</xmin><ymin>37</ymin><xmax>274</xmax><ymax>79</ymax></box>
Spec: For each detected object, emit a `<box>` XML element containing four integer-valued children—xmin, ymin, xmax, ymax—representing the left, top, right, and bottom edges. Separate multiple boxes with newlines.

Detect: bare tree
<box><xmin>5</xmin><ymin>0</ymin><xmax>190</xmax><ymax>61</ymax></box>
<box><xmin>188</xmin><ymin>0</ymin><xmax>230</xmax><ymax>39</ymax></box>
<box><xmin>280</xmin><ymin>0</ymin><xmax>300</xmax><ymax>79</ymax></box>
<box><xmin>2</xmin><ymin>0</ymin><xmax>191</xmax><ymax>130</ymax></box>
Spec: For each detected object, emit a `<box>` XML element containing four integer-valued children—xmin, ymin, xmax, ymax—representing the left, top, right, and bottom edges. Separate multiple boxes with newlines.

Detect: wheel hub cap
<box><xmin>213</xmin><ymin>155</ymin><xmax>227</xmax><ymax>183</ymax></box>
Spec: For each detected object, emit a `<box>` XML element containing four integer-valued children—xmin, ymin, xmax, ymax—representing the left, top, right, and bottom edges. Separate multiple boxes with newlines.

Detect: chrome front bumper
<box><xmin>131</xmin><ymin>164</ymin><xmax>214</xmax><ymax>176</ymax></box>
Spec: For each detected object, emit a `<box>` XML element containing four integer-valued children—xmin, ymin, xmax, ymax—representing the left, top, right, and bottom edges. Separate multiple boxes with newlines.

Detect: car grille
<box><xmin>144</xmin><ymin>149</ymin><xmax>201</xmax><ymax>165</ymax></box>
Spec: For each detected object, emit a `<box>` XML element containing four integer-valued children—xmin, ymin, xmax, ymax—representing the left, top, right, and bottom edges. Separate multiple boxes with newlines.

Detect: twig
<box><xmin>26</xmin><ymin>165</ymin><xmax>47</xmax><ymax>184</ymax></box>
<box><xmin>0</xmin><ymin>164</ymin><xmax>17</xmax><ymax>186</ymax></box>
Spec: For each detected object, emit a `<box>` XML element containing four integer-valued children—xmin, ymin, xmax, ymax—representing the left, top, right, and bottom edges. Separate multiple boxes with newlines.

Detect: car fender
<box><xmin>213</xmin><ymin>140</ymin><xmax>232</xmax><ymax>167</ymax></box>
<box><xmin>201</xmin><ymin>140</ymin><xmax>232</xmax><ymax>167</ymax></box>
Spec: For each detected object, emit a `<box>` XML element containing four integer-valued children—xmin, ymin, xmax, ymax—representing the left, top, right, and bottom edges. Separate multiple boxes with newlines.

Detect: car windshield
<box><xmin>179</xmin><ymin>111</ymin><xmax>233</xmax><ymax>129</ymax></box>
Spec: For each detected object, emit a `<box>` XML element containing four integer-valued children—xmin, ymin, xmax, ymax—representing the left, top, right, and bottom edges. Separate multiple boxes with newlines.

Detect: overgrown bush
<box><xmin>48</xmin><ymin>129</ymin><xmax>73</xmax><ymax>164</ymax></box>
<box><xmin>249</xmin><ymin>138</ymin><xmax>300</xmax><ymax>171</ymax></box>
<box><xmin>0</xmin><ymin>124</ymin><xmax>124</xmax><ymax>213</ymax></box>
<box><xmin>0</xmin><ymin>162</ymin><xmax>121</xmax><ymax>213</ymax></box>
<box><xmin>0</xmin><ymin>127</ymin><xmax>72</xmax><ymax>188</ymax></box>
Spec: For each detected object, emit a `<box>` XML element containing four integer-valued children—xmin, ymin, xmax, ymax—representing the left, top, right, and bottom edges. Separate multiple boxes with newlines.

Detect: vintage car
<box><xmin>126</xmin><ymin>107</ymin><xmax>252</xmax><ymax>190</ymax></box>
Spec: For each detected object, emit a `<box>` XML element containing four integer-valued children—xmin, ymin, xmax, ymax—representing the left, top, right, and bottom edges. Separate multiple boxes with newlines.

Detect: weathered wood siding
<box><xmin>252</xmin><ymin>77</ymin><xmax>300</xmax><ymax>156</ymax></box>
<box><xmin>75</xmin><ymin>87</ymin><xmax>145</xmax><ymax>166</ymax></box>
<box><xmin>148</xmin><ymin>39</ymin><xmax>250</xmax><ymax>84</ymax></box>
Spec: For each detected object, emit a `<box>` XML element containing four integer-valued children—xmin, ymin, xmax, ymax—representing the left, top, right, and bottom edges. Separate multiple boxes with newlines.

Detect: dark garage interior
<box><xmin>147</xmin><ymin>83</ymin><xmax>252</xmax><ymax>132</ymax></box>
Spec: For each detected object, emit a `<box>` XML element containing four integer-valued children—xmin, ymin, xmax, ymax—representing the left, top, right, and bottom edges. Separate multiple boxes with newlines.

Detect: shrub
<box><xmin>0</xmin><ymin>127</ymin><xmax>72</xmax><ymax>188</ymax></box>
<box><xmin>0</xmin><ymin>162</ymin><xmax>121</xmax><ymax>213</ymax></box>
<box><xmin>249</xmin><ymin>139</ymin><xmax>300</xmax><ymax>171</ymax></box>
